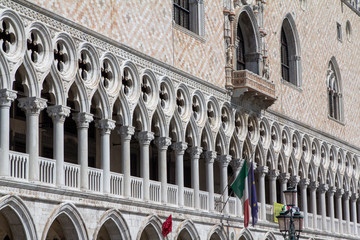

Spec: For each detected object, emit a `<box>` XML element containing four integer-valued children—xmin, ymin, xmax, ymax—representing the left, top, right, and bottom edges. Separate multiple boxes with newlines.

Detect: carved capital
<box><xmin>118</xmin><ymin>125</ymin><xmax>135</xmax><ymax>140</ymax></box>
<box><xmin>204</xmin><ymin>151</ymin><xmax>217</xmax><ymax>164</ymax></box>
<box><xmin>72</xmin><ymin>112</ymin><xmax>93</xmax><ymax>128</ymax></box>
<box><xmin>18</xmin><ymin>97</ymin><xmax>47</xmax><ymax>115</ymax></box>
<box><xmin>278</xmin><ymin>173</ymin><xmax>290</xmax><ymax>184</ymax></box>
<box><xmin>137</xmin><ymin>131</ymin><xmax>155</xmax><ymax>145</ymax></box>
<box><xmin>309</xmin><ymin>181</ymin><xmax>319</xmax><ymax>191</ymax></box>
<box><xmin>298</xmin><ymin>178</ymin><xmax>310</xmax><ymax>189</ymax></box>
<box><xmin>327</xmin><ymin>186</ymin><xmax>336</xmax><ymax>196</ymax></box>
<box><xmin>256</xmin><ymin>165</ymin><xmax>268</xmax><ymax>176</ymax></box>
<box><xmin>187</xmin><ymin>146</ymin><xmax>203</xmax><ymax>159</ymax></box>
<box><xmin>335</xmin><ymin>189</ymin><xmax>344</xmax><ymax>198</ymax></box>
<box><xmin>318</xmin><ymin>184</ymin><xmax>329</xmax><ymax>194</ymax></box>
<box><xmin>343</xmin><ymin>191</ymin><xmax>350</xmax><ymax>200</ymax></box>
<box><xmin>0</xmin><ymin>89</ymin><xmax>17</xmax><ymax>107</ymax></box>
<box><xmin>268</xmin><ymin>169</ymin><xmax>279</xmax><ymax>180</ymax></box>
<box><xmin>351</xmin><ymin>193</ymin><xmax>358</xmax><ymax>202</ymax></box>
<box><xmin>217</xmin><ymin>155</ymin><xmax>232</xmax><ymax>168</ymax></box>
<box><xmin>96</xmin><ymin>119</ymin><xmax>116</xmax><ymax>135</ymax></box>
<box><xmin>154</xmin><ymin>137</ymin><xmax>172</xmax><ymax>150</ymax></box>
<box><xmin>171</xmin><ymin>142</ymin><xmax>188</xmax><ymax>154</ymax></box>
<box><xmin>288</xmin><ymin>176</ymin><xmax>300</xmax><ymax>188</ymax></box>
<box><xmin>229</xmin><ymin>158</ymin><xmax>241</xmax><ymax>171</ymax></box>
<box><xmin>47</xmin><ymin>105</ymin><xmax>71</xmax><ymax>123</ymax></box>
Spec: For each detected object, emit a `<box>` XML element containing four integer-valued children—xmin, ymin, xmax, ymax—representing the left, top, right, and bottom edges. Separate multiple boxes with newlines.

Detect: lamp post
<box><xmin>277</xmin><ymin>187</ymin><xmax>304</xmax><ymax>240</ymax></box>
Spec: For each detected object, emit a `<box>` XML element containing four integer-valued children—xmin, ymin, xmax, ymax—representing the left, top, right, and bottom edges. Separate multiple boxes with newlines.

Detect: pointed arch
<box><xmin>281</xmin><ymin>13</ymin><xmax>302</xmax><ymax>86</ymax></box>
<box><xmin>113</xmin><ymin>96</ymin><xmax>131</xmax><ymax>126</ymax></box>
<box><xmin>238</xmin><ymin>227</ymin><xmax>254</xmax><ymax>240</ymax></box>
<box><xmin>169</xmin><ymin>113</ymin><xmax>185</xmax><ymax>143</ymax></box>
<box><xmin>42</xmin><ymin>202</ymin><xmax>88</xmax><ymax>240</ymax></box>
<box><xmin>0</xmin><ymin>52</ymin><xmax>11</xmax><ymax>89</ymax></box>
<box><xmin>298</xmin><ymin>158</ymin><xmax>307</xmax><ymax>179</ymax></box>
<box><xmin>266</xmin><ymin>148</ymin><xmax>276</xmax><ymax>170</ymax></box>
<box><xmin>67</xmin><ymin>80</ymin><xmax>89</xmax><ymax>113</ymax></box>
<box><xmin>277</xmin><ymin>151</ymin><xmax>287</xmax><ymax>174</ymax></box>
<box><xmin>317</xmin><ymin>165</ymin><xmax>325</xmax><ymax>184</ymax></box>
<box><xmin>201</xmin><ymin>123</ymin><xmax>215</xmax><ymax>151</ymax></box>
<box><xmin>175</xmin><ymin>219</ymin><xmax>200</xmax><ymax>240</ymax></box>
<box><xmin>133</xmin><ymin>103</ymin><xmax>150</xmax><ymax>132</ymax></box>
<box><xmin>215</xmin><ymin>129</ymin><xmax>228</xmax><ymax>155</ymax></box>
<box><xmin>288</xmin><ymin>154</ymin><xmax>297</xmax><ymax>176</ymax></box>
<box><xmin>229</xmin><ymin>133</ymin><xmax>241</xmax><ymax>159</ymax></box>
<box><xmin>327</xmin><ymin>57</ymin><xmax>343</xmax><ymax>121</ymax></box>
<box><xmin>151</xmin><ymin>108</ymin><xmax>168</xmax><ymax>137</ymax></box>
<box><xmin>90</xmin><ymin>85</ymin><xmax>111</xmax><ymax>119</ymax></box>
<box><xmin>0</xmin><ymin>195</ymin><xmax>37</xmax><ymax>240</ymax></box>
<box><xmin>185</xmin><ymin>118</ymin><xmax>200</xmax><ymax>147</ymax></box>
<box><xmin>136</xmin><ymin>215</ymin><xmax>163</xmax><ymax>240</ymax></box>
<box><xmin>308</xmin><ymin>162</ymin><xmax>316</xmax><ymax>182</ymax></box>
<box><xmin>207</xmin><ymin>224</ymin><xmax>227</xmax><ymax>240</ymax></box>
<box><xmin>264</xmin><ymin>231</ymin><xmax>276</xmax><ymax>240</ymax></box>
<box><xmin>93</xmin><ymin>209</ymin><xmax>131</xmax><ymax>240</ymax></box>
<box><xmin>335</xmin><ymin>171</ymin><xmax>342</xmax><ymax>189</ymax></box>
<box><xmin>254</xmin><ymin>144</ymin><xmax>265</xmax><ymax>166</ymax></box>
<box><xmin>326</xmin><ymin>168</ymin><xmax>334</xmax><ymax>187</ymax></box>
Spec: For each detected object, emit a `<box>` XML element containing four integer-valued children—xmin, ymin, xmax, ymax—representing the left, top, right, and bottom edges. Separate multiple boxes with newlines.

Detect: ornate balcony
<box><xmin>231</xmin><ymin>70</ymin><xmax>276</xmax><ymax>108</ymax></box>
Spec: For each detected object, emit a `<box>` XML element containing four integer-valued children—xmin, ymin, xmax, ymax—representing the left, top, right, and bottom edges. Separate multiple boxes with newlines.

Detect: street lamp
<box><xmin>277</xmin><ymin>187</ymin><xmax>304</xmax><ymax>240</ymax></box>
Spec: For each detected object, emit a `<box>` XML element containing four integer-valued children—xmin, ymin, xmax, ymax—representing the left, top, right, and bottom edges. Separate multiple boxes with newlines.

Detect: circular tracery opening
<box><xmin>54</xmin><ymin>41</ymin><xmax>69</xmax><ymax>72</ymax></box>
<box><xmin>27</xmin><ymin>31</ymin><xmax>43</xmax><ymax>63</ymax></box>
<box><xmin>78</xmin><ymin>50</ymin><xmax>92</xmax><ymax>81</ymax></box>
<box><xmin>0</xmin><ymin>19</ymin><xmax>16</xmax><ymax>54</ymax></box>
<box><xmin>122</xmin><ymin>68</ymin><xmax>133</xmax><ymax>96</ymax></box>
<box><xmin>101</xmin><ymin>60</ymin><xmax>114</xmax><ymax>89</ymax></box>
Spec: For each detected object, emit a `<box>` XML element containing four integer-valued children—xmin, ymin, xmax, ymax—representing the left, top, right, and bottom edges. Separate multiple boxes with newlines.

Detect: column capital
<box><xmin>256</xmin><ymin>165</ymin><xmax>269</xmax><ymax>176</ymax></box>
<box><xmin>204</xmin><ymin>151</ymin><xmax>217</xmax><ymax>164</ymax></box>
<box><xmin>187</xmin><ymin>146</ymin><xmax>203</xmax><ymax>159</ymax></box>
<box><xmin>278</xmin><ymin>173</ymin><xmax>290</xmax><ymax>184</ymax></box>
<box><xmin>47</xmin><ymin>105</ymin><xmax>71</xmax><ymax>123</ymax></box>
<box><xmin>96</xmin><ymin>119</ymin><xmax>116</xmax><ymax>135</ymax></box>
<box><xmin>229</xmin><ymin>158</ymin><xmax>241</xmax><ymax>170</ymax></box>
<box><xmin>298</xmin><ymin>178</ymin><xmax>310</xmax><ymax>188</ymax></box>
<box><xmin>72</xmin><ymin>112</ymin><xmax>93</xmax><ymax>128</ymax></box>
<box><xmin>137</xmin><ymin>131</ymin><xmax>155</xmax><ymax>145</ymax></box>
<box><xmin>268</xmin><ymin>169</ymin><xmax>279</xmax><ymax>180</ymax></box>
<box><xmin>0</xmin><ymin>89</ymin><xmax>17</xmax><ymax>107</ymax></box>
<box><xmin>18</xmin><ymin>97</ymin><xmax>47</xmax><ymax>115</ymax></box>
<box><xmin>216</xmin><ymin>155</ymin><xmax>232</xmax><ymax>168</ymax></box>
<box><xmin>118</xmin><ymin>125</ymin><xmax>135</xmax><ymax>140</ymax></box>
<box><xmin>309</xmin><ymin>181</ymin><xmax>319</xmax><ymax>191</ymax></box>
<box><xmin>318</xmin><ymin>184</ymin><xmax>329</xmax><ymax>194</ymax></box>
<box><xmin>171</xmin><ymin>142</ymin><xmax>188</xmax><ymax>154</ymax></box>
<box><xmin>288</xmin><ymin>175</ymin><xmax>300</xmax><ymax>187</ymax></box>
<box><xmin>335</xmin><ymin>189</ymin><xmax>344</xmax><ymax>198</ymax></box>
<box><xmin>327</xmin><ymin>186</ymin><xmax>336</xmax><ymax>196</ymax></box>
<box><xmin>351</xmin><ymin>193</ymin><xmax>358</xmax><ymax>202</ymax></box>
<box><xmin>154</xmin><ymin>137</ymin><xmax>172</xmax><ymax>150</ymax></box>
<box><xmin>343</xmin><ymin>191</ymin><xmax>350</xmax><ymax>200</ymax></box>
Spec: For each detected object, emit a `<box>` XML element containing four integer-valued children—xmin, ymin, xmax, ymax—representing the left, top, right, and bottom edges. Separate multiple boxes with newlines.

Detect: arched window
<box><xmin>327</xmin><ymin>59</ymin><xmax>343</xmax><ymax>121</ymax></box>
<box><xmin>280</xmin><ymin>14</ymin><xmax>301</xmax><ymax>86</ymax></box>
<box><xmin>236</xmin><ymin>8</ymin><xmax>260</xmax><ymax>74</ymax></box>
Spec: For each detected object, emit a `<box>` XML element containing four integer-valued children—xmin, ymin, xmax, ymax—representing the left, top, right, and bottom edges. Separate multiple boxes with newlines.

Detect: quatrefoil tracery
<box><xmin>159</xmin><ymin>83</ymin><xmax>169</xmax><ymax>108</ymax></box>
<box><xmin>54</xmin><ymin>42</ymin><xmax>68</xmax><ymax>72</ymax></box>
<box><xmin>101</xmin><ymin>61</ymin><xmax>113</xmax><ymax>89</ymax></box>
<box><xmin>141</xmin><ymin>76</ymin><xmax>151</xmax><ymax>102</ymax></box>
<box><xmin>192</xmin><ymin>96</ymin><xmax>201</xmax><ymax>120</ymax></box>
<box><xmin>0</xmin><ymin>20</ymin><xmax>16</xmax><ymax>54</ymax></box>
<box><xmin>122</xmin><ymin>69</ymin><xmax>133</xmax><ymax>95</ymax></box>
<box><xmin>27</xmin><ymin>32</ymin><xmax>44</xmax><ymax>63</ymax></box>
<box><xmin>176</xmin><ymin>90</ymin><xmax>185</xmax><ymax>115</ymax></box>
<box><xmin>78</xmin><ymin>51</ymin><xmax>91</xmax><ymax>81</ymax></box>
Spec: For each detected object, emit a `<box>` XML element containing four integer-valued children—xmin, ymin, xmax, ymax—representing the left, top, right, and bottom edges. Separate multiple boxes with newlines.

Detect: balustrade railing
<box><xmin>110</xmin><ymin>172</ymin><xmax>123</xmax><ymax>195</ymax></box>
<box><xmin>334</xmin><ymin>218</ymin><xmax>339</xmax><ymax>233</ymax></box>
<box><xmin>64</xmin><ymin>162</ymin><xmax>80</xmax><ymax>188</ymax></box>
<box><xmin>199</xmin><ymin>191</ymin><xmax>208</xmax><ymax>211</ymax></box>
<box><xmin>349</xmin><ymin>222</ymin><xmax>354</xmax><ymax>235</ymax></box>
<box><xmin>228</xmin><ymin>197</ymin><xmax>236</xmax><ymax>215</ymax></box>
<box><xmin>184</xmin><ymin>187</ymin><xmax>194</xmax><ymax>208</ymax></box>
<box><xmin>214</xmin><ymin>194</ymin><xmax>222</xmax><ymax>213</ymax></box>
<box><xmin>308</xmin><ymin>213</ymin><xmax>313</xmax><ymax>229</ymax></box>
<box><xmin>317</xmin><ymin>215</ymin><xmax>322</xmax><ymax>230</ymax></box>
<box><xmin>149</xmin><ymin>180</ymin><xmax>161</xmax><ymax>202</ymax></box>
<box><xmin>88</xmin><ymin>167</ymin><xmax>102</xmax><ymax>192</ymax></box>
<box><xmin>9</xmin><ymin>151</ymin><xmax>28</xmax><ymax>179</ymax></box>
<box><xmin>167</xmin><ymin>184</ymin><xmax>178</xmax><ymax>205</ymax></box>
<box><xmin>39</xmin><ymin>157</ymin><xmax>55</xmax><ymax>184</ymax></box>
<box><xmin>130</xmin><ymin>176</ymin><xmax>143</xmax><ymax>199</ymax></box>
<box><xmin>342</xmin><ymin>220</ymin><xmax>347</xmax><ymax>234</ymax></box>
<box><xmin>326</xmin><ymin>216</ymin><xmax>331</xmax><ymax>231</ymax></box>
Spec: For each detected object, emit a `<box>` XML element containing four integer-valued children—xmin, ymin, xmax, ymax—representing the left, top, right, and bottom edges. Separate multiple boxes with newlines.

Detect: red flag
<box><xmin>162</xmin><ymin>215</ymin><xmax>172</xmax><ymax>238</ymax></box>
<box><xmin>244</xmin><ymin>198</ymin><xmax>249</xmax><ymax>228</ymax></box>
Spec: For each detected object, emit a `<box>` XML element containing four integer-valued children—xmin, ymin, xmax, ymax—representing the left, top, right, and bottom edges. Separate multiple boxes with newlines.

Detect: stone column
<box><xmin>217</xmin><ymin>155</ymin><xmax>232</xmax><ymax>214</ymax></box>
<box><xmin>172</xmin><ymin>142</ymin><xmax>187</xmax><ymax>207</ymax></box>
<box><xmin>205</xmin><ymin>151</ymin><xmax>217</xmax><ymax>212</ymax></box>
<box><xmin>319</xmin><ymin>184</ymin><xmax>329</xmax><ymax>231</ymax></box>
<box><xmin>154</xmin><ymin>137</ymin><xmax>172</xmax><ymax>204</ymax></box>
<box><xmin>18</xmin><ymin>97</ymin><xmax>47</xmax><ymax>181</ymax></box>
<box><xmin>344</xmin><ymin>191</ymin><xmax>351</xmax><ymax>234</ymax></box>
<box><xmin>230</xmin><ymin>159</ymin><xmax>242</xmax><ymax>216</ymax></box>
<box><xmin>47</xmin><ymin>105</ymin><xmax>70</xmax><ymax>186</ymax></box>
<box><xmin>335</xmin><ymin>189</ymin><xmax>344</xmax><ymax>234</ymax></box>
<box><xmin>268</xmin><ymin>170</ymin><xmax>279</xmax><ymax>205</ymax></box>
<box><xmin>137</xmin><ymin>131</ymin><xmax>154</xmax><ymax>201</ymax></box>
<box><xmin>73</xmin><ymin>112</ymin><xmax>93</xmax><ymax>190</ymax></box>
<box><xmin>256</xmin><ymin>166</ymin><xmax>268</xmax><ymax>221</ymax></box>
<box><xmin>351</xmin><ymin>193</ymin><xmax>358</xmax><ymax>235</ymax></box>
<box><xmin>0</xmin><ymin>89</ymin><xmax>16</xmax><ymax>177</ymax></box>
<box><xmin>289</xmin><ymin>175</ymin><xmax>300</xmax><ymax>206</ymax></box>
<box><xmin>309</xmin><ymin>181</ymin><xmax>319</xmax><ymax>229</ymax></box>
<box><xmin>327</xmin><ymin>186</ymin><xmax>336</xmax><ymax>233</ymax></box>
<box><xmin>96</xmin><ymin>119</ymin><xmax>115</xmax><ymax>194</ymax></box>
<box><xmin>278</xmin><ymin>173</ymin><xmax>290</xmax><ymax>204</ymax></box>
<box><xmin>187</xmin><ymin>146</ymin><xmax>202</xmax><ymax>209</ymax></box>
<box><xmin>299</xmin><ymin>178</ymin><xmax>310</xmax><ymax>228</ymax></box>
<box><xmin>118</xmin><ymin>126</ymin><xmax>135</xmax><ymax>197</ymax></box>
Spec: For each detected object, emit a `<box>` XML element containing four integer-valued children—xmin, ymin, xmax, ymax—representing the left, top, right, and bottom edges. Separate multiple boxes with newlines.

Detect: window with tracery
<box><xmin>281</xmin><ymin>28</ymin><xmax>290</xmax><ymax>82</ymax></box>
<box><xmin>327</xmin><ymin>61</ymin><xmax>342</xmax><ymax>121</ymax></box>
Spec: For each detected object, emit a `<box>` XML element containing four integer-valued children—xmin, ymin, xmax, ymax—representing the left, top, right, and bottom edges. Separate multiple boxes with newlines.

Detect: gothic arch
<box><xmin>264</xmin><ymin>231</ymin><xmax>276</xmax><ymax>240</ymax></box>
<box><xmin>327</xmin><ymin>57</ymin><xmax>343</xmax><ymax>121</ymax></box>
<box><xmin>175</xmin><ymin>219</ymin><xmax>200</xmax><ymax>240</ymax></box>
<box><xmin>0</xmin><ymin>195</ymin><xmax>37</xmax><ymax>240</ymax></box>
<box><xmin>66</xmin><ymin>79</ymin><xmax>89</xmax><ymax>113</ymax></box>
<box><xmin>15</xmin><ymin>63</ymin><xmax>39</xmax><ymax>98</ymax></box>
<box><xmin>93</xmin><ymin>209</ymin><xmax>131</xmax><ymax>240</ymax></box>
<box><xmin>151</xmin><ymin>108</ymin><xmax>168</xmax><ymax>137</ymax></box>
<box><xmin>136</xmin><ymin>215</ymin><xmax>163</xmax><ymax>240</ymax></box>
<box><xmin>326</xmin><ymin>168</ymin><xmax>334</xmax><ymax>187</ymax></box>
<box><xmin>112</xmin><ymin>96</ymin><xmax>131</xmax><ymax>126</ymax></box>
<box><xmin>207</xmin><ymin>224</ymin><xmax>227</xmax><ymax>240</ymax></box>
<box><xmin>185</xmin><ymin>117</ymin><xmax>200</xmax><ymax>147</ymax></box>
<box><xmin>42</xmin><ymin>202</ymin><xmax>88</xmax><ymax>240</ymax></box>
<box><xmin>215</xmin><ymin>129</ymin><xmax>228</xmax><ymax>155</ymax></box>
<box><xmin>266</xmin><ymin>148</ymin><xmax>276</xmax><ymax>170</ymax></box>
<box><xmin>169</xmin><ymin>113</ymin><xmax>185</xmax><ymax>143</ymax></box>
<box><xmin>0</xmin><ymin>52</ymin><xmax>11</xmax><ymax>89</ymax></box>
<box><xmin>201</xmin><ymin>123</ymin><xmax>215</xmax><ymax>151</ymax></box>
<box><xmin>133</xmin><ymin>102</ymin><xmax>150</xmax><ymax>132</ymax></box>
<box><xmin>238</xmin><ymin>227</ymin><xmax>254</xmax><ymax>240</ymax></box>
<box><xmin>229</xmin><ymin>134</ymin><xmax>241</xmax><ymax>159</ymax></box>
<box><xmin>281</xmin><ymin>13</ymin><xmax>302</xmax><ymax>86</ymax></box>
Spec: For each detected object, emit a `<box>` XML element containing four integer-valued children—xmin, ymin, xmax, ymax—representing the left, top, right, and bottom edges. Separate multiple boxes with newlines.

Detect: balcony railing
<box><xmin>6</xmin><ymin>151</ymin><xmax>360</xmax><ymax>237</ymax></box>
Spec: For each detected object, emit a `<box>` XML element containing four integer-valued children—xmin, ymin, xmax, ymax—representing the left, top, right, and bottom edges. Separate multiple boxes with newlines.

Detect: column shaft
<box><xmin>300</xmin><ymin>181</ymin><xmax>309</xmax><ymax>229</ymax></box>
<box><xmin>172</xmin><ymin>143</ymin><xmax>187</xmax><ymax>207</ymax></box>
<box><xmin>119</xmin><ymin>126</ymin><xmax>134</xmax><ymax>197</ymax></box>
<box><xmin>336</xmin><ymin>191</ymin><xmax>343</xmax><ymax>234</ymax></box>
<box><xmin>0</xmin><ymin>106</ymin><xmax>10</xmax><ymax>176</ymax></box>
<box><xmin>189</xmin><ymin>147</ymin><xmax>202</xmax><ymax>209</ymax></box>
<box><xmin>138</xmin><ymin>131</ymin><xmax>154</xmax><ymax>201</ymax></box>
<box><xmin>155</xmin><ymin>137</ymin><xmax>171</xmax><ymax>204</ymax></box>
<box><xmin>328</xmin><ymin>189</ymin><xmax>335</xmax><ymax>233</ymax></box>
<box><xmin>351</xmin><ymin>196</ymin><xmax>358</xmax><ymax>235</ymax></box>
<box><xmin>257</xmin><ymin>166</ymin><xmax>268</xmax><ymax>221</ymax></box>
<box><xmin>205</xmin><ymin>151</ymin><xmax>216</xmax><ymax>212</ymax></box>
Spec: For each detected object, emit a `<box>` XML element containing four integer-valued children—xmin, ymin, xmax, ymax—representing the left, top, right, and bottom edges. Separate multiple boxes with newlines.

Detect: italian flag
<box><xmin>230</xmin><ymin>160</ymin><xmax>249</xmax><ymax>228</ymax></box>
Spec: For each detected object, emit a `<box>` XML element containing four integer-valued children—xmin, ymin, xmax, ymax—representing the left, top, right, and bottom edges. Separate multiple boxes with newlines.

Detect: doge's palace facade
<box><xmin>0</xmin><ymin>0</ymin><xmax>360</xmax><ymax>240</ymax></box>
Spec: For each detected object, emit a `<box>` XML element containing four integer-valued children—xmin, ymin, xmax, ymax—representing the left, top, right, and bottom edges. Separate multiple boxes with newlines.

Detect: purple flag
<box><xmin>248</xmin><ymin>161</ymin><xmax>258</xmax><ymax>226</ymax></box>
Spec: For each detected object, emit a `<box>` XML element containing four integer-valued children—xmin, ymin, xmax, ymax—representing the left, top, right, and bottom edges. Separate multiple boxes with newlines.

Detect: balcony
<box><xmin>231</xmin><ymin>70</ymin><xmax>276</xmax><ymax>108</ymax></box>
